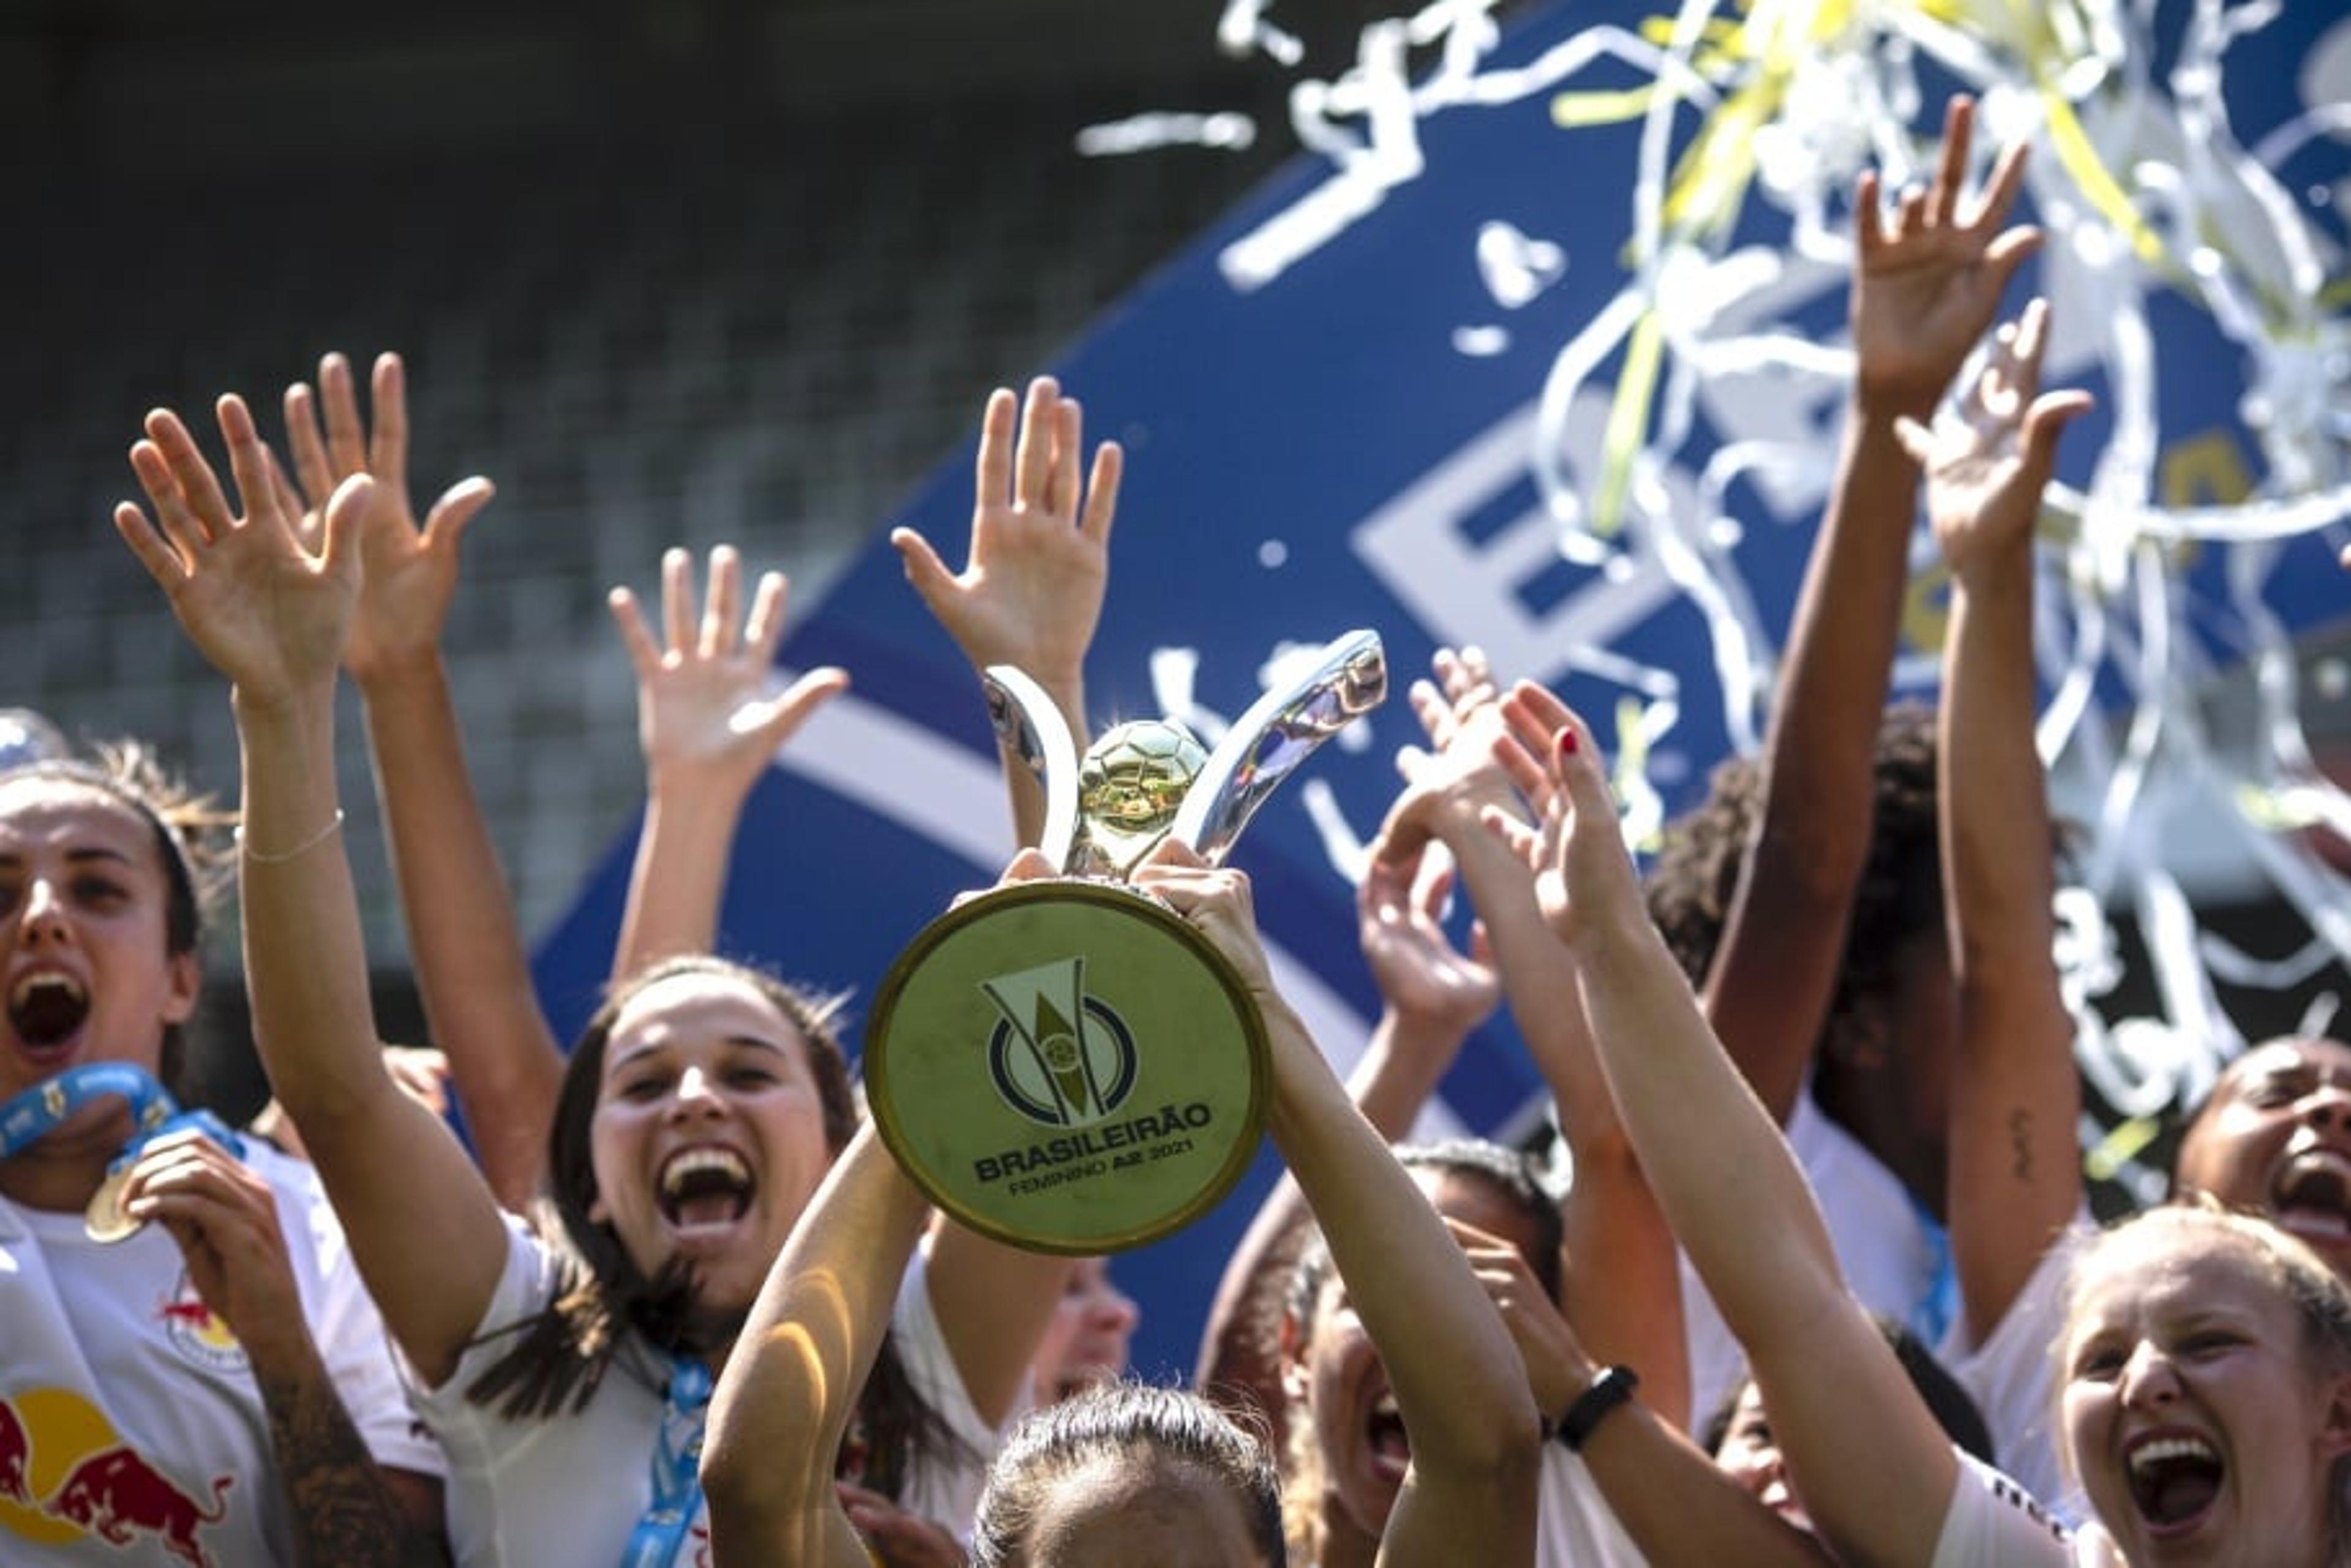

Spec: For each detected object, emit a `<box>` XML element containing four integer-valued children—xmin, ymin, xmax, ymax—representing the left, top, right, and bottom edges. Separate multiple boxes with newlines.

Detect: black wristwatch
<box><xmin>1551</xmin><ymin>1364</ymin><xmax>1639</xmax><ymax>1450</ymax></box>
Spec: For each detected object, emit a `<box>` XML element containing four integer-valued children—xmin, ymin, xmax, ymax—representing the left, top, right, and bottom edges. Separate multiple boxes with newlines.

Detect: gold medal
<box><xmin>84</xmin><ymin>1166</ymin><xmax>143</xmax><ymax>1244</ymax></box>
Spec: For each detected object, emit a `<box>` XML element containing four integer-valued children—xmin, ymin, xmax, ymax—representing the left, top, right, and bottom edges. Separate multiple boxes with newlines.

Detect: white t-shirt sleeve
<box><xmin>253</xmin><ymin>1144</ymin><xmax>448</xmax><ymax>1479</ymax></box>
<box><xmin>1932</xmin><ymin>1450</ymin><xmax>2076</xmax><ymax>1568</ymax></box>
<box><xmin>1937</xmin><ymin>1207</ymin><xmax>2093</xmax><ymax>1523</ymax></box>
<box><xmin>1534</xmin><ymin>1445</ymin><xmax>1646</xmax><ymax>1568</ymax></box>
<box><xmin>893</xmin><ymin>1245</ymin><xmax>1026</xmax><ymax>1532</ymax></box>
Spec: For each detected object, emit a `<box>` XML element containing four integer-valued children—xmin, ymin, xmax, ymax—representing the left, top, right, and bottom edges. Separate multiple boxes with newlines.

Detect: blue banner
<box><xmin>538</xmin><ymin>0</ymin><xmax>2350</xmax><ymax>1380</ymax></box>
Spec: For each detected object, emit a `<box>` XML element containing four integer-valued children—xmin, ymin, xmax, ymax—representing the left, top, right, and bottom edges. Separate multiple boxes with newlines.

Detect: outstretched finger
<box><xmin>661</xmin><ymin>547</ymin><xmax>694</xmax><ymax>656</ymax></box>
<box><xmin>608</xmin><ymin>587</ymin><xmax>663</xmax><ymax>677</ymax></box>
<box><xmin>743</xmin><ymin>569</ymin><xmax>791</xmax><ymax>661</ymax></box>
<box><xmin>1079</xmin><ymin>440</ymin><xmax>1123</xmax><ymax>547</ymax></box>
<box><xmin>1853</xmin><ymin>169</ymin><xmax>1886</xmax><ymax>263</ymax></box>
<box><xmin>752</xmin><ymin>665</ymin><xmax>850</xmax><ymax>751</ymax></box>
<box><xmin>1929</xmin><ymin>96</ymin><xmax>1972</xmax><ymax>227</ymax></box>
<box><xmin>283</xmin><ymin>383</ymin><xmax>336</xmax><ymax>508</ymax></box>
<box><xmin>318</xmin><ymin>352</ymin><xmax>367</xmax><ymax>478</ymax></box>
<box><xmin>369</xmin><ymin>353</ymin><xmax>408</xmax><ymax>481</ymax></box>
<box><xmin>1048</xmin><ymin>399</ymin><xmax>1082</xmax><ymax>519</ymax></box>
<box><xmin>1408</xmin><ymin>679</ymin><xmax>1453</xmax><ymax>747</ymax></box>
<box><xmin>890</xmin><ymin>527</ymin><xmax>960</xmax><ymax>618</ymax></box>
<box><xmin>2019</xmin><ymin>389</ymin><xmax>2096</xmax><ymax>477</ymax></box>
<box><xmin>1546</xmin><ymin>707</ymin><xmax>1615</xmax><ymax>825</ymax></box>
<box><xmin>1487</xmin><ymin>727</ymin><xmax>1553</xmax><ymax>809</ymax></box>
<box><xmin>1498</xmin><ymin>680</ymin><xmax>1573</xmax><ymax>765</ymax></box>
<box><xmin>1966</xmin><ymin>136</ymin><xmax>2033</xmax><ymax>238</ymax></box>
<box><xmin>1979</xmin><ymin>223</ymin><xmax>2042</xmax><ymax>299</ymax></box>
<box><xmin>700</xmin><ymin>546</ymin><xmax>743</xmax><ymax>659</ymax></box>
<box><xmin>422</xmin><ymin>476</ymin><xmax>495</xmax><ymax>552</ymax></box>
<box><xmin>215</xmin><ymin>395</ymin><xmax>282</xmax><ymax>533</ymax></box>
<box><xmin>263</xmin><ymin>448</ymin><xmax>320</xmax><ymax>552</ymax></box>
<box><xmin>1895</xmin><ymin>186</ymin><xmax>1928</xmax><ymax>238</ymax></box>
<box><xmin>1891</xmin><ymin>413</ymin><xmax>1939</xmax><ymax>468</ymax></box>
<box><xmin>2005</xmin><ymin>296</ymin><xmax>2052</xmax><ymax>405</ymax></box>
<box><xmin>974</xmin><ymin>387</ymin><xmax>1018</xmax><ymax>514</ymax></box>
<box><xmin>129</xmin><ymin>440</ymin><xmax>211</xmax><ymax>563</ymax></box>
<box><xmin>144</xmin><ymin>408</ymin><xmax>237</xmax><ymax>539</ymax></box>
<box><xmin>1479</xmin><ymin>802</ymin><xmax>1542</xmax><ymax>867</ymax></box>
<box><xmin>114</xmin><ymin>501</ymin><xmax>189</xmax><ymax>588</ymax></box>
<box><xmin>1014</xmin><ymin>377</ymin><xmax>1057</xmax><ymax>510</ymax></box>
<box><xmin>318</xmin><ymin>473</ymin><xmax>373</xmax><ymax>574</ymax></box>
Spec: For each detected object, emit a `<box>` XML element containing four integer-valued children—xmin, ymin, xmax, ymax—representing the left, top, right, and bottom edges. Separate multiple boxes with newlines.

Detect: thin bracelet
<box><xmin>236</xmin><ymin>809</ymin><xmax>346</xmax><ymax>865</ymax></box>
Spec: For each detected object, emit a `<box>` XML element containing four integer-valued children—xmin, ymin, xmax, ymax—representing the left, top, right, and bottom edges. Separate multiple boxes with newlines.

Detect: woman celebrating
<box><xmin>700</xmin><ymin>844</ymin><xmax>1543</xmax><ymax>1567</ymax></box>
<box><xmin>0</xmin><ymin>738</ymin><xmax>445</xmax><ymax>1565</ymax></box>
<box><xmin>112</xmin><ymin>384</ymin><xmax>1080</xmax><ymax>1562</ymax></box>
<box><xmin>1483</xmin><ymin>675</ymin><xmax>2351</xmax><ymax>1565</ymax></box>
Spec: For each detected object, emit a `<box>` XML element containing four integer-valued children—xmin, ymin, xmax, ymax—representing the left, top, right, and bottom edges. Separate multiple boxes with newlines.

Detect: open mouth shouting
<box><xmin>7</xmin><ymin>969</ymin><xmax>91</xmax><ymax>1062</ymax></box>
<box><xmin>2270</xmin><ymin>1147</ymin><xmax>2351</xmax><ymax>1255</ymax></box>
<box><xmin>2123</xmin><ymin>1431</ymin><xmax>2224</xmax><ymax>1538</ymax></box>
<box><xmin>656</xmin><ymin>1145</ymin><xmax>756</xmax><ymax>1243</ymax></box>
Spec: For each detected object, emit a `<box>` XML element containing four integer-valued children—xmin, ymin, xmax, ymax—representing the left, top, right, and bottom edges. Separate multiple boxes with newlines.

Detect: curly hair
<box><xmin>1643</xmin><ymin>703</ymin><xmax>1943</xmax><ymax>1056</ymax></box>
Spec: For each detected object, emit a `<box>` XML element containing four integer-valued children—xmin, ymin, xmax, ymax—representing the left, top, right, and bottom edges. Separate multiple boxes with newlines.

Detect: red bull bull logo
<box><xmin>0</xmin><ymin>1389</ymin><xmax>233</xmax><ymax>1567</ymax></box>
<box><xmin>157</xmin><ymin>1278</ymin><xmax>246</xmax><ymax>1376</ymax></box>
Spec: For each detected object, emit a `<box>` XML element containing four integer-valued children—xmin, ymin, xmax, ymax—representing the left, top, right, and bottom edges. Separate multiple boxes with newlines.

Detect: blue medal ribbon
<box><xmin>620</xmin><ymin>1357</ymin><xmax>713</xmax><ymax>1568</ymax></box>
<box><xmin>0</xmin><ymin>1061</ymin><xmax>244</xmax><ymax>1172</ymax></box>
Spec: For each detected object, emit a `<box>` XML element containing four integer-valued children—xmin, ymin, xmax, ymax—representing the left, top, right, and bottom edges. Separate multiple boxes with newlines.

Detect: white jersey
<box><xmin>415</xmin><ymin>1214</ymin><xmax>1004</xmax><ymax>1567</ymax></box>
<box><xmin>1683</xmin><ymin>1087</ymin><xmax>1947</xmax><ymax>1423</ymax></box>
<box><xmin>1535</xmin><ymin>1443</ymin><xmax>1646</xmax><ymax>1568</ymax></box>
<box><xmin>1936</xmin><ymin>1207</ymin><xmax>2093</xmax><ymax>1522</ymax></box>
<box><xmin>1932</xmin><ymin>1449</ymin><xmax>2112</xmax><ymax>1568</ymax></box>
<box><xmin>0</xmin><ymin>1142</ymin><xmax>444</xmax><ymax>1567</ymax></box>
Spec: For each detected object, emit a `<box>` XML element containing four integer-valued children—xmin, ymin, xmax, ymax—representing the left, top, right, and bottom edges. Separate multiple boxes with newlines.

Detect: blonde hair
<box><xmin>2060</xmin><ymin>1203</ymin><xmax>2351</xmax><ymax>1559</ymax></box>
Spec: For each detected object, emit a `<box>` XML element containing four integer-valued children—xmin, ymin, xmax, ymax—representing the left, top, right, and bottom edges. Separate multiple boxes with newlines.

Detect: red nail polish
<box><xmin>1558</xmin><ymin>728</ymin><xmax>1578</xmax><ymax>757</ymax></box>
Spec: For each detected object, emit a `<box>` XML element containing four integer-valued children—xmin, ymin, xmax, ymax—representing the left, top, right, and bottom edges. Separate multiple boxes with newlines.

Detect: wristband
<box><xmin>1551</xmin><ymin>1364</ymin><xmax>1638</xmax><ymax>1450</ymax></box>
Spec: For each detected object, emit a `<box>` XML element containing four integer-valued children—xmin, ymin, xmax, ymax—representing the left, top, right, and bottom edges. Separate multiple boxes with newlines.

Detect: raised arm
<box><xmin>116</xmin><ymin>397</ymin><xmax>512</xmax><ymax>1390</ymax></box>
<box><xmin>1195</xmin><ymin>827</ymin><xmax>1497</xmax><ymax>1424</ymax></box>
<box><xmin>1376</xmin><ymin>648</ymin><xmax>1689</xmax><ymax>1428</ymax></box>
<box><xmin>1139</xmin><ymin>844</ymin><xmax>1540</xmax><ymax>1568</ymax></box>
<box><xmin>1447</xmin><ymin>1217</ymin><xmax>1834</xmax><ymax>1567</ymax></box>
<box><xmin>702</xmin><ymin>1121</ymin><xmax>923</xmax><ymax>1568</ymax></box>
<box><xmin>1903</xmin><ymin>299</ymin><xmax>2090</xmax><ymax>1340</ymax></box>
<box><xmin>1708</xmin><ymin>96</ymin><xmax>2038</xmax><ymax>1122</ymax></box>
<box><xmin>1488</xmin><ymin>684</ymin><xmax>1958</xmax><ymax>1568</ymax></box>
<box><xmin>608</xmin><ymin>546</ymin><xmax>849</xmax><ymax>975</ymax></box>
<box><xmin>891</xmin><ymin>377</ymin><xmax>1122</xmax><ymax>847</ymax></box>
<box><xmin>274</xmin><ymin>351</ymin><xmax>555</xmax><ymax>1214</ymax></box>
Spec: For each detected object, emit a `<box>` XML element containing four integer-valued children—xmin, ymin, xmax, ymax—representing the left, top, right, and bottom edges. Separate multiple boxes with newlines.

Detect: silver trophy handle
<box><xmin>1170</xmin><ymin>629</ymin><xmax>1387</xmax><ymax>866</ymax></box>
<box><xmin>983</xmin><ymin>665</ymin><xmax>1083</xmax><ymax>873</ymax></box>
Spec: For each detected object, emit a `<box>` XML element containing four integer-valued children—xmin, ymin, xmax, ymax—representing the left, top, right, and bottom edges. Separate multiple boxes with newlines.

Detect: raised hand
<box><xmin>1851</xmin><ymin>96</ymin><xmax>2039</xmax><ymax>417</ymax></box>
<box><xmin>280</xmin><ymin>351</ymin><xmax>495</xmax><ymax>683</ymax></box>
<box><xmin>1896</xmin><ymin>298</ymin><xmax>2093</xmax><ymax>583</ymax></box>
<box><xmin>609</xmin><ymin>546</ymin><xmax>850</xmax><ymax>807</ymax></box>
<box><xmin>119</xmin><ymin>1130</ymin><xmax>309</xmax><ymax>1365</ymax></box>
<box><xmin>116</xmin><ymin>399</ymin><xmax>367</xmax><ymax>705</ymax></box>
<box><xmin>1484</xmin><ymin>683</ymin><xmax>1641</xmax><ymax>951</ymax></box>
<box><xmin>1376</xmin><ymin>645</ymin><xmax>1527</xmax><ymax>858</ymax></box>
<box><xmin>890</xmin><ymin>377</ymin><xmax>1122</xmax><ymax>699</ymax></box>
<box><xmin>1359</xmin><ymin>840</ymin><xmax>1499</xmax><ymax>1035</ymax></box>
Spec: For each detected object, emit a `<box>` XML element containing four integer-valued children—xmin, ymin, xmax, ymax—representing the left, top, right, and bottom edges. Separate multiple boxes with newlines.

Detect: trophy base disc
<box><xmin>864</xmin><ymin>880</ymin><xmax>1269</xmax><ymax>1255</ymax></box>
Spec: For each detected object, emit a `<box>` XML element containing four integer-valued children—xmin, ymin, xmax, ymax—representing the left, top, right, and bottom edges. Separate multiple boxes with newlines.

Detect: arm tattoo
<box><xmin>2008</xmin><ymin>1108</ymin><xmax>2034</xmax><ymax>1182</ymax></box>
<box><xmin>255</xmin><ymin>1352</ymin><xmax>445</xmax><ymax>1568</ymax></box>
